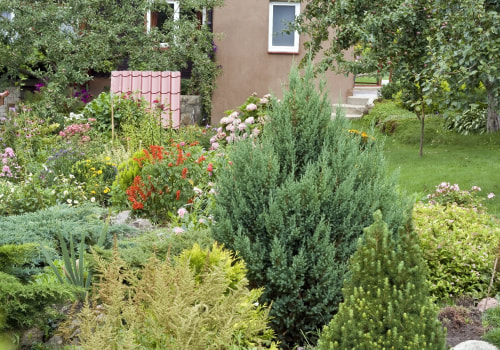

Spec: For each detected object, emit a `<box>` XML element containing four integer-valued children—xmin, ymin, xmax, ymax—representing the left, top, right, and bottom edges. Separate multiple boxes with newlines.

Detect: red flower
<box><xmin>207</xmin><ymin>163</ymin><xmax>213</xmax><ymax>172</ymax></box>
<box><xmin>176</xmin><ymin>190</ymin><xmax>181</xmax><ymax>200</ymax></box>
<box><xmin>181</xmin><ymin>167</ymin><xmax>188</xmax><ymax>179</ymax></box>
<box><xmin>132</xmin><ymin>201</ymin><xmax>144</xmax><ymax>210</ymax></box>
<box><xmin>196</xmin><ymin>155</ymin><xmax>206</xmax><ymax>164</ymax></box>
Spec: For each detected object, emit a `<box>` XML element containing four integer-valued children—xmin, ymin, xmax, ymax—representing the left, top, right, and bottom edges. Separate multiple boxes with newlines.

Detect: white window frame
<box><xmin>146</xmin><ymin>0</ymin><xmax>180</xmax><ymax>33</ymax></box>
<box><xmin>268</xmin><ymin>2</ymin><xmax>300</xmax><ymax>54</ymax></box>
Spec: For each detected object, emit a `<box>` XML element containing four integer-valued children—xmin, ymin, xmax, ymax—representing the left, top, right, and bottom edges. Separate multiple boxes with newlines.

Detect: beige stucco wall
<box><xmin>211</xmin><ymin>0</ymin><xmax>354</xmax><ymax>125</ymax></box>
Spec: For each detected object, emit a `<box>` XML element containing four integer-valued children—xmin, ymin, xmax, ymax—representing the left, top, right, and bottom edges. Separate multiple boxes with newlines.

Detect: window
<box><xmin>147</xmin><ymin>0</ymin><xmax>180</xmax><ymax>48</ymax></box>
<box><xmin>268</xmin><ymin>2</ymin><xmax>300</xmax><ymax>54</ymax></box>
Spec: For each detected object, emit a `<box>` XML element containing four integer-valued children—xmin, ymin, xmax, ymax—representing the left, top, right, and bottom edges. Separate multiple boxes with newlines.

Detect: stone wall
<box><xmin>180</xmin><ymin>95</ymin><xmax>201</xmax><ymax>126</ymax></box>
<box><xmin>0</xmin><ymin>87</ymin><xmax>21</xmax><ymax>117</ymax></box>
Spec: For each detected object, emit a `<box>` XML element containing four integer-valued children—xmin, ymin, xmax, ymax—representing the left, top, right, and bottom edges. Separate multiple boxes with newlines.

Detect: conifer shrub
<box><xmin>0</xmin><ymin>272</ymin><xmax>71</xmax><ymax>330</ymax></box>
<box><xmin>211</xmin><ymin>63</ymin><xmax>410</xmax><ymax>347</ymax></box>
<box><xmin>69</xmin><ymin>244</ymin><xmax>278</xmax><ymax>349</ymax></box>
<box><xmin>0</xmin><ymin>204</ymin><xmax>136</xmax><ymax>266</ymax></box>
<box><xmin>317</xmin><ymin>211</ymin><xmax>446</xmax><ymax>350</ymax></box>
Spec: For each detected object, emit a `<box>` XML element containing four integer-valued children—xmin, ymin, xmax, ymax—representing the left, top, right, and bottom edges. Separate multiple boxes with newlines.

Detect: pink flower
<box><xmin>246</xmin><ymin>103</ymin><xmax>257</xmax><ymax>111</ymax></box>
<box><xmin>487</xmin><ymin>193</ymin><xmax>495</xmax><ymax>199</ymax></box>
<box><xmin>238</xmin><ymin>123</ymin><xmax>247</xmax><ymax>131</ymax></box>
<box><xmin>246</xmin><ymin>117</ymin><xmax>255</xmax><ymax>125</ymax></box>
<box><xmin>211</xmin><ymin>142</ymin><xmax>220</xmax><ymax>150</ymax></box>
<box><xmin>173</xmin><ymin>227</ymin><xmax>185</xmax><ymax>234</ymax></box>
<box><xmin>177</xmin><ymin>207</ymin><xmax>188</xmax><ymax>218</ymax></box>
<box><xmin>260</xmin><ymin>97</ymin><xmax>269</xmax><ymax>104</ymax></box>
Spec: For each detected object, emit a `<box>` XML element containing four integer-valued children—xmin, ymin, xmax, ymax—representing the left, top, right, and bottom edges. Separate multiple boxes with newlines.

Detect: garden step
<box><xmin>347</xmin><ymin>95</ymin><xmax>371</xmax><ymax>106</ymax></box>
<box><xmin>333</xmin><ymin>103</ymin><xmax>368</xmax><ymax>116</ymax></box>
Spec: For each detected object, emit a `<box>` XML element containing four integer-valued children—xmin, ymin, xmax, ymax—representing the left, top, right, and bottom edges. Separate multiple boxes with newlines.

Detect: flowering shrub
<box><xmin>0</xmin><ymin>173</ymin><xmax>88</xmax><ymax>215</ymax></box>
<box><xmin>125</xmin><ymin>143</ymin><xmax>226</xmax><ymax>223</ymax></box>
<box><xmin>426</xmin><ymin>182</ymin><xmax>495</xmax><ymax>210</ymax></box>
<box><xmin>70</xmin><ymin>158</ymin><xmax>117</xmax><ymax>206</ymax></box>
<box><xmin>167</xmin><ymin>181</ymin><xmax>217</xmax><ymax>234</ymax></box>
<box><xmin>413</xmin><ymin>201</ymin><xmax>500</xmax><ymax>301</ymax></box>
<box><xmin>39</xmin><ymin>146</ymin><xmax>86</xmax><ymax>185</ymax></box>
<box><xmin>72</xmin><ymin>86</ymin><xmax>93</xmax><ymax>105</ymax></box>
<box><xmin>347</xmin><ymin>129</ymin><xmax>375</xmax><ymax>149</ymax></box>
<box><xmin>59</xmin><ymin>120</ymin><xmax>95</xmax><ymax>143</ymax></box>
<box><xmin>0</xmin><ymin>147</ymin><xmax>21</xmax><ymax>179</ymax></box>
<box><xmin>210</xmin><ymin>93</ymin><xmax>271</xmax><ymax>149</ymax></box>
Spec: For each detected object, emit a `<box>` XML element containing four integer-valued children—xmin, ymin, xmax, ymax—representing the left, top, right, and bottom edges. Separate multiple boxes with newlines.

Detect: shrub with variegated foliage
<box><xmin>413</xmin><ymin>202</ymin><xmax>500</xmax><ymax>301</ymax></box>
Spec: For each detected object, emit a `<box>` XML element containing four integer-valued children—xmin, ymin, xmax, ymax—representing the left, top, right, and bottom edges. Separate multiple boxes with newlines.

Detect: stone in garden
<box><xmin>130</xmin><ymin>218</ymin><xmax>153</xmax><ymax>230</ymax></box>
<box><xmin>20</xmin><ymin>327</ymin><xmax>44</xmax><ymax>348</ymax></box>
<box><xmin>113</xmin><ymin>210</ymin><xmax>131</xmax><ymax>225</ymax></box>
<box><xmin>477</xmin><ymin>298</ymin><xmax>499</xmax><ymax>312</ymax></box>
<box><xmin>453</xmin><ymin>340</ymin><xmax>499</xmax><ymax>350</ymax></box>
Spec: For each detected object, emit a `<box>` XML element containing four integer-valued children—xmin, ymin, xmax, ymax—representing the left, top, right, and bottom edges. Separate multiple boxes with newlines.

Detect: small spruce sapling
<box><xmin>317</xmin><ymin>211</ymin><xmax>446</xmax><ymax>350</ymax></box>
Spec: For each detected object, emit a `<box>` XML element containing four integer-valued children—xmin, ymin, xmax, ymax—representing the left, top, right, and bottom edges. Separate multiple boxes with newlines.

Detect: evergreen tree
<box><xmin>317</xmin><ymin>211</ymin><xmax>446</xmax><ymax>350</ymax></box>
<box><xmin>212</xmin><ymin>63</ymin><xmax>411</xmax><ymax>348</ymax></box>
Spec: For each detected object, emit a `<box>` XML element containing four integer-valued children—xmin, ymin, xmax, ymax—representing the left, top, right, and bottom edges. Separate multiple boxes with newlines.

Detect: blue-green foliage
<box><xmin>0</xmin><ymin>204</ymin><xmax>136</xmax><ymax>269</ymax></box>
<box><xmin>212</xmin><ymin>63</ymin><xmax>410</xmax><ymax>348</ymax></box>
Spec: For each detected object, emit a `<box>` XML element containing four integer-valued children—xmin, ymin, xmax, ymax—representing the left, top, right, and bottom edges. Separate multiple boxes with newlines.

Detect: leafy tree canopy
<box><xmin>298</xmin><ymin>0</ymin><xmax>499</xmax><ymax>132</ymax></box>
<box><xmin>0</xmin><ymin>0</ymin><xmax>223</xmax><ymax>115</ymax></box>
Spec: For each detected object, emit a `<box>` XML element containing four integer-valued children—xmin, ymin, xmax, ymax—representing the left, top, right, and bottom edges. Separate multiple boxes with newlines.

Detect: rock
<box><xmin>113</xmin><ymin>210</ymin><xmax>154</xmax><ymax>231</ymax></box>
<box><xmin>113</xmin><ymin>210</ymin><xmax>131</xmax><ymax>225</ymax></box>
<box><xmin>45</xmin><ymin>335</ymin><xmax>64</xmax><ymax>347</ymax></box>
<box><xmin>453</xmin><ymin>340</ymin><xmax>499</xmax><ymax>350</ymax></box>
<box><xmin>130</xmin><ymin>218</ymin><xmax>154</xmax><ymax>230</ymax></box>
<box><xmin>478</xmin><ymin>298</ymin><xmax>499</xmax><ymax>312</ymax></box>
<box><xmin>20</xmin><ymin>327</ymin><xmax>44</xmax><ymax>348</ymax></box>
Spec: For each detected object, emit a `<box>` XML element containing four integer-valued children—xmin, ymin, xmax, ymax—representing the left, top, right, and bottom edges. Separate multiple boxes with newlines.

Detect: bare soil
<box><xmin>439</xmin><ymin>297</ymin><xmax>488</xmax><ymax>348</ymax></box>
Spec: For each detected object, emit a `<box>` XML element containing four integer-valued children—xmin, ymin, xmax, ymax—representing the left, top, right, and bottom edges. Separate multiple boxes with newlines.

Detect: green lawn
<box><xmin>350</xmin><ymin>102</ymin><xmax>500</xmax><ymax>217</ymax></box>
<box><xmin>354</xmin><ymin>73</ymin><xmax>390</xmax><ymax>85</ymax></box>
<box><xmin>384</xmin><ymin>139</ymin><xmax>500</xmax><ymax>217</ymax></box>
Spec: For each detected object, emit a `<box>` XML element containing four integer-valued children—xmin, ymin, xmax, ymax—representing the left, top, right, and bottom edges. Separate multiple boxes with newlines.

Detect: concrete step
<box><xmin>333</xmin><ymin>103</ymin><xmax>367</xmax><ymax>116</ymax></box>
<box><xmin>332</xmin><ymin>112</ymin><xmax>363</xmax><ymax>120</ymax></box>
<box><xmin>352</xmin><ymin>86</ymin><xmax>381</xmax><ymax>99</ymax></box>
<box><xmin>347</xmin><ymin>95</ymin><xmax>370</xmax><ymax>106</ymax></box>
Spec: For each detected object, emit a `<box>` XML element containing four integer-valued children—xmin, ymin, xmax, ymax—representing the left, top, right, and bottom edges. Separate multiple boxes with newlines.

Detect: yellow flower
<box><xmin>97</xmin><ymin>169</ymin><xmax>103</xmax><ymax>175</ymax></box>
<box><xmin>103</xmin><ymin>187</ymin><xmax>110</xmax><ymax>194</ymax></box>
<box><xmin>105</xmin><ymin>156</ymin><xmax>111</xmax><ymax>161</ymax></box>
<box><xmin>90</xmin><ymin>190</ymin><xmax>96</xmax><ymax>194</ymax></box>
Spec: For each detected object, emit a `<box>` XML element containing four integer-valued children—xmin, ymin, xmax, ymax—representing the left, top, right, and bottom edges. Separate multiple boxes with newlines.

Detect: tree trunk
<box><xmin>486</xmin><ymin>87</ymin><xmax>499</xmax><ymax>132</ymax></box>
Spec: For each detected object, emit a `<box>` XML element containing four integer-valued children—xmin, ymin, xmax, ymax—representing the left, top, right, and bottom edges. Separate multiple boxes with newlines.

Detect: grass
<box><xmin>350</xmin><ymin>100</ymin><xmax>500</xmax><ymax>218</ymax></box>
<box><xmin>354</xmin><ymin>73</ymin><xmax>390</xmax><ymax>85</ymax></box>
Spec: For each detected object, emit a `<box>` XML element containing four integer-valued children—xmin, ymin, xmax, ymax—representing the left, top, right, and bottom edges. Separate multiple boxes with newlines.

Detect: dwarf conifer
<box><xmin>317</xmin><ymin>211</ymin><xmax>446</xmax><ymax>350</ymax></box>
<box><xmin>212</xmin><ymin>62</ymin><xmax>411</xmax><ymax>348</ymax></box>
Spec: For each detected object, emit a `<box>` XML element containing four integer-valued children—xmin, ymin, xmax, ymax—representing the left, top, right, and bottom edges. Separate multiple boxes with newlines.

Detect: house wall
<box><xmin>211</xmin><ymin>0</ymin><xmax>354</xmax><ymax>125</ymax></box>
